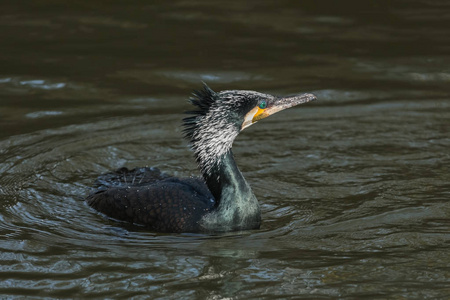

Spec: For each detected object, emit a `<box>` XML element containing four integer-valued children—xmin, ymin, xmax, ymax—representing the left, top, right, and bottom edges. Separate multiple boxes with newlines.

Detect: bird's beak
<box><xmin>256</xmin><ymin>93</ymin><xmax>316</xmax><ymax>121</ymax></box>
<box><xmin>242</xmin><ymin>93</ymin><xmax>316</xmax><ymax>130</ymax></box>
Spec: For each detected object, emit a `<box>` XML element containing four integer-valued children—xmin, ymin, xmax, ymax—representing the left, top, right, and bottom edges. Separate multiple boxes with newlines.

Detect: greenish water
<box><xmin>1</xmin><ymin>1</ymin><xmax>449</xmax><ymax>299</ymax></box>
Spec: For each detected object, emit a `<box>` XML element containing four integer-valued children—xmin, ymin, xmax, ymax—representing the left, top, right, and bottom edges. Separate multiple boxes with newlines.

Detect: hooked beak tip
<box><xmin>291</xmin><ymin>93</ymin><xmax>317</xmax><ymax>104</ymax></box>
<box><xmin>273</xmin><ymin>92</ymin><xmax>317</xmax><ymax>111</ymax></box>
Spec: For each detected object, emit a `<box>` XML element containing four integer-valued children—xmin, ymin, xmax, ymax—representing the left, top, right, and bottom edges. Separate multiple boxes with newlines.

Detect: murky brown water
<box><xmin>1</xmin><ymin>1</ymin><xmax>449</xmax><ymax>299</ymax></box>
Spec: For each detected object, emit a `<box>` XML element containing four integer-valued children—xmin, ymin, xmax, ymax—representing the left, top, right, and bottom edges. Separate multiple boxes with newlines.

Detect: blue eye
<box><xmin>259</xmin><ymin>101</ymin><xmax>267</xmax><ymax>109</ymax></box>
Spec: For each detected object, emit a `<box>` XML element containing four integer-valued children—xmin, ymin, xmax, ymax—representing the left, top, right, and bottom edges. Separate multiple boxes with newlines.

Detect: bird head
<box><xmin>183</xmin><ymin>83</ymin><xmax>316</xmax><ymax>175</ymax></box>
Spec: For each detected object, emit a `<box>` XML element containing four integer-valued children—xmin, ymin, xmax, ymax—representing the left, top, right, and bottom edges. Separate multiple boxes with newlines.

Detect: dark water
<box><xmin>1</xmin><ymin>1</ymin><xmax>449</xmax><ymax>299</ymax></box>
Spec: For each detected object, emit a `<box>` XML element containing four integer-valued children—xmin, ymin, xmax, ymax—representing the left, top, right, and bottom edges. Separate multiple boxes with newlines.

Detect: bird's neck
<box><xmin>200</xmin><ymin>150</ymin><xmax>261</xmax><ymax>232</ymax></box>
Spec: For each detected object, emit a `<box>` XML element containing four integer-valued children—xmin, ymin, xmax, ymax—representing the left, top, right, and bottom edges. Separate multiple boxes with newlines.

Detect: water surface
<box><xmin>1</xmin><ymin>1</ymin><xmax>449</xmax><ymax>299</ymax></box>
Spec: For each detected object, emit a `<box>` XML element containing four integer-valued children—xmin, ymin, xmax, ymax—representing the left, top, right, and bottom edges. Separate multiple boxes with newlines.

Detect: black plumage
<box><xmin>86</xmin><ymin>84</ymin><xmax>316</xmax><ymax>233</ymax></box>
<box><xmin>88</xmin><ymin>167</ymin><xmax>214</xmax><ymax>232</ymax></box>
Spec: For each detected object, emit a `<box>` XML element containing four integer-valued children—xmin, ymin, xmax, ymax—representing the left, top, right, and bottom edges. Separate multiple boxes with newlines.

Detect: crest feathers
<box><xmin>182</xmin><ymin>83</ymin><xmax>219</xmax><ymax>141</ymax></box>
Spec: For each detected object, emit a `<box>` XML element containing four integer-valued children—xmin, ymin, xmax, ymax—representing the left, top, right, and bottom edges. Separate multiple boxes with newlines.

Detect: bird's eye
<box><xmin>258</xmin><ymin>101</ymin><xmax>267</xmax><ymax>109</ymax></box>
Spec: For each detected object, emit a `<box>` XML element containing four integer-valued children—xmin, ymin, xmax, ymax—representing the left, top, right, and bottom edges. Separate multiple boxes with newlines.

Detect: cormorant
<box><xmin>87</xmin><ymin>84</ymin><xmax>316</xmax><ymax>233</ymax></box>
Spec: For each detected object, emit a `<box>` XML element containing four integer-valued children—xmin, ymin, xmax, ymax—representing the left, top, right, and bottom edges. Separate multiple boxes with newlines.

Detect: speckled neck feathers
<box><xmin>183</xmin><ymin>84</ymin><xmax>240</xmax><ymax>178</ymax></box>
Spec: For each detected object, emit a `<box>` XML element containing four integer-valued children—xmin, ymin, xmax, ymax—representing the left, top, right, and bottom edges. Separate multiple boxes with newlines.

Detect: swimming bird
<box><xmin>87</xmin><ymin>84</ymin><xmax>316</xmax><ymax>233</ymax></box>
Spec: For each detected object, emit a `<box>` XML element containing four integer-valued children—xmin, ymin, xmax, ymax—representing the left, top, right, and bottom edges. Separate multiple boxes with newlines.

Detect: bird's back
<box><xmin>86</xmin><ymin>167</ymin><xmax>215</xmax><ymax>232</ymax></box>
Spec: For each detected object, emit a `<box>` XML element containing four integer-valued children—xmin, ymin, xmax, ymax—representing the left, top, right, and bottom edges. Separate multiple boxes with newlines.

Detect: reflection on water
<box><xmin>1</xmin><ymin>1</ymin><xmax>449</xmax><ymax>299</ymax></box>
